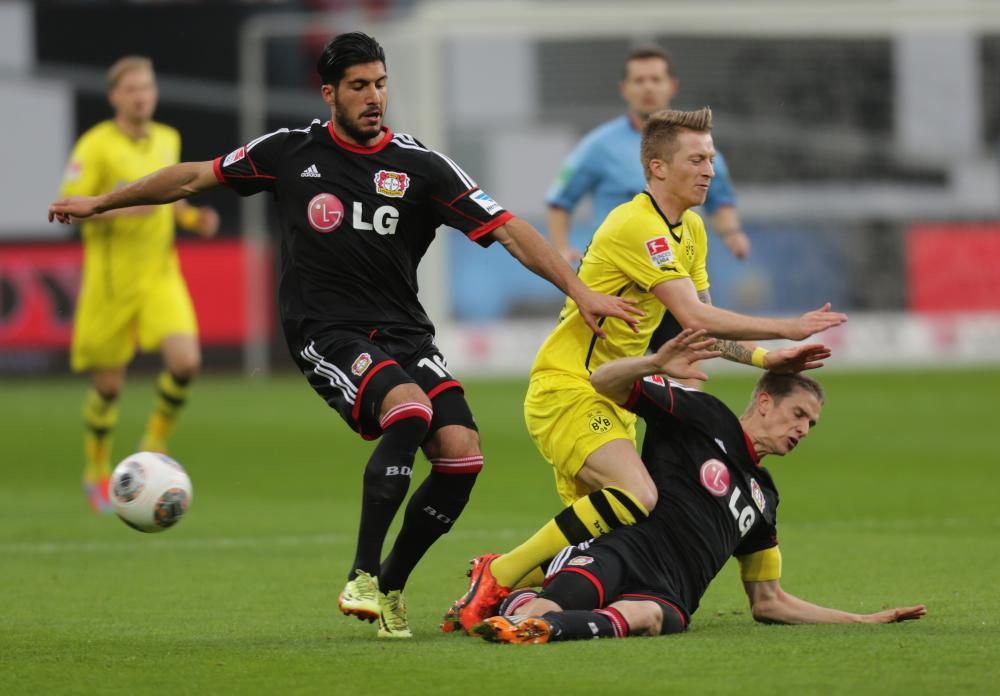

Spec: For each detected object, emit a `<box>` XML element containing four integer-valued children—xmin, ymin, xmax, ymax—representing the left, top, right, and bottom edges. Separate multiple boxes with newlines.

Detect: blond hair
<box><xmin>107</xmin><ymin>56</ymin><xmax>154</xmax><ymax>90</ymax></box>
<box><xmin>640</xmin><ymin>107</ymin><xmax>713</xmax><ymax>179</ymax></box>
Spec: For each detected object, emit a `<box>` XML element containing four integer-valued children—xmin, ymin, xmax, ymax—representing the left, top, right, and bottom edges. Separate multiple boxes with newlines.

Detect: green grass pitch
<box><xmin>2</xmin><ymin>368</ymin><xmax>999</xmax><ymax>694</ymax></box>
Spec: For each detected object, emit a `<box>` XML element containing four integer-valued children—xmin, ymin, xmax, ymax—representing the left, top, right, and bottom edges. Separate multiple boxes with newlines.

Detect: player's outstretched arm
<box><xmin>49</xmin><ymin>161</ymin><xmax>220</xmax><ymax>224</ymax></box>
<box><xmin>493</xmin><ymin>217</ymin><xmax>644</xmax><ymax>338</ymax></box>
<box><xmin>590</xmin><ymin>329</ymin><xmax>720</xmax><ymax>403</ymax></box>
<box><xmin>654</xmin><ymin>278</ymin><xmax>847</xmax><ymax>341</ymax></box>
<box><xmin>744</xmin><ymin>579</ymin><xmax>927</xmax><ymax>625</ymax></box>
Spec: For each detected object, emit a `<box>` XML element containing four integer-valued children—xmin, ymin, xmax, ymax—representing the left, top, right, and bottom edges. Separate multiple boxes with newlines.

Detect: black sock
<box><xmin>348</xmin><ymin>405</ymin><xmax>430</xmax><ymax>579</ymax></box>
<box><xmin>543</xmin><ymin>608</ymin><xmax>629</xmax><ymax>641</ymax></box>
<box><xmin>379</xmin><ymin>456</ymin><xmax>482</xmax><ymax>591</ymax></box>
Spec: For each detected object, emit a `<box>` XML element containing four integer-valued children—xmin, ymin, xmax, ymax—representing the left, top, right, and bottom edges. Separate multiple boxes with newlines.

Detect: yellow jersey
<box><xmin>61</xmin><ymin>120</ymin><xmax>181</xmax><ymax>299</ymax></box>
<box><xmin>531</xmin><ymin>192</ymin><xmax>710</xmax><ymax>381</ymax></box>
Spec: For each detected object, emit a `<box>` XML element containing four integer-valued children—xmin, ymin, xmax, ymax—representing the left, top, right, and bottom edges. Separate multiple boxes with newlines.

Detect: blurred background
<box><xmin>2</xmin><ymin>0</ymin><xmax>999</xmax><ymax>377</ymax></box>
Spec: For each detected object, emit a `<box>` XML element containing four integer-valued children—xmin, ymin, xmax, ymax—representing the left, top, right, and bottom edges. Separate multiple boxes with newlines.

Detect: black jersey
<box><xmin>212</xmin><ymin>121</ymin><xmax>513</xmax><ymax>332</ymax></box>
<box><xmin>614</xmin><ymin>376</ymin><xmax>780</xmax><ymax>617</ymax></box>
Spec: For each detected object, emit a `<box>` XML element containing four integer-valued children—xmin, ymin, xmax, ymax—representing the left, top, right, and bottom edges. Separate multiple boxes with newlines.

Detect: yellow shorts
<box><xmin>71</xmin><ymin>269</ymin><xmax>198</xmax><ymax>372</ymax></box>
<box><xmin>523</xmin><ymin>371</ymin><xmax>637</xmax><ymax>506</ymax></box>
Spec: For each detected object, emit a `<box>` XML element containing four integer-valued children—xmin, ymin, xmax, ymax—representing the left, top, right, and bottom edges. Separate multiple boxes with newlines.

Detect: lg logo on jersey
<box><xmin>306</xmin><ymin>193</ymin><xmax>398</xmax><ymax>235</ymax></box>
<box><xmin>699</xmin><ymin>459</ymin><xmax>757</xmax><ymax>537</ymax></box>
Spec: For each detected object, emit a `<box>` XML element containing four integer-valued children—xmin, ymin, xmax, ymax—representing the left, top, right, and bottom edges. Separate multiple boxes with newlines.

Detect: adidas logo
<box><xmin>300</xmin><ymin>164</ymin><xmax>321</xmax><ymax>178</ymax></box>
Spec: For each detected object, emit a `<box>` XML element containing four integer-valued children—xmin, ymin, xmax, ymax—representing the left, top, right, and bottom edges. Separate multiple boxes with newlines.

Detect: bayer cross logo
<box><xmin>307</xmin><ymin>193</ymin><xmax>344</xmax><ymax>233</ymax></box>
<box><xmin>587</xmin><ymin>410</ymin><xmax>612</xmax><ymax>434</ymax></box>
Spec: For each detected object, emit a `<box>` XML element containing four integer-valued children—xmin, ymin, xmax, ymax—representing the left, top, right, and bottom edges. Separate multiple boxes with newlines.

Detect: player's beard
<box><xmin>335</xmin><ymin>103</ymin><xmax>383</xmax><ymax>145</ymax></box>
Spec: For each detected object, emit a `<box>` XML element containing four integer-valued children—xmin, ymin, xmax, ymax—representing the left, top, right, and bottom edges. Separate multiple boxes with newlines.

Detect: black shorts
<box><xmin>540</xmin><ymin>540</ymin><xmax>689</xmax><ymax>634</ymax></box>
<box><xmin>285</xmin><ymin>321</ymin><xmax>477</xmax><ymax>440</ymax></box>
<box><xmin>647</xmin><ymin>311</ymin><xmax>684</xmax><ymax>353</ymax></box>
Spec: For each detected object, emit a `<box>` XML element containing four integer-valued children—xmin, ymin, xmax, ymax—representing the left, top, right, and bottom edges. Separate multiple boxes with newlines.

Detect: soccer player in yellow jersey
<box><xmin>445</xmin><ymin>107</ymin><xmax>847</xmax><ymax>633</ymax></box>
<box><xmin>61</xmin><ymin>56</ymin><xmax>219</xmax><ymax>512</ymax></box>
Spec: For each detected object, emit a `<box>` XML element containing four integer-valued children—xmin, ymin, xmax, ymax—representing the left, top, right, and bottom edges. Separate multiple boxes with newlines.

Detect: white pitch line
<box><xmin>0</xmin><ymin>527</ymin><xmax>532</xmax><ymax>555</ymax></box>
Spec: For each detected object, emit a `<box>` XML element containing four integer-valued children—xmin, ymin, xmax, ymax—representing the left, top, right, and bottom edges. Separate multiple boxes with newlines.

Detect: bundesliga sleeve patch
<box><xmin>63</xmin><ymin>160</ymin><xmax>82</xmax><ymax>182</ymax></box>
<box><xmin>470</xmin><ymin>189</ymin><xmax>503</xmax><ymax>215</ymax></box>
<box><xmin>645</xmin><ymin>236</ymin><xmax>674</xmax><ymax>266</ymax></box>
<box><xmin>222</xmin><ymin>147</ymin><xmax>246</xmax><ymax>168</ymax></box>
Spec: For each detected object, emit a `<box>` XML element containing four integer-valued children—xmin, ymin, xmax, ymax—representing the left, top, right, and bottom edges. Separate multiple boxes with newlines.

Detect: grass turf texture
<box><xmin>2</xmin><ymin>369</ymin><xmax>998</xmax><ymax>694</ymax></box>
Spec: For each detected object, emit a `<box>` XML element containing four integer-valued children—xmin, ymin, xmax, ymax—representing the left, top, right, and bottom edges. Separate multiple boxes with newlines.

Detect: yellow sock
<box><xmin>82</xmin><ymin>389</ymin><xmax>118</xmax><ymax>481</ymax></box>
<box><xmin>513</xmin><ymin>566</ymin><xmax>546</xmax><ymax>589</ymax></box>
<box><xmin>140</xmin><ymin>371</ymin><xmax>191</xmax><ymax>452</ymax></box>
<box><xmin>490</xmin><ymin>486</ymin><xmax>649</xmax><ymax>588</ymax></box>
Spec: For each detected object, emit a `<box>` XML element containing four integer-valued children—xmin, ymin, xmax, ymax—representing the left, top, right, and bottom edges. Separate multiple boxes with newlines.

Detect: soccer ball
<box><xmin>110</xmin><ymin>452</ymin><xmax>193</xmax><ymax>533</ymax></box>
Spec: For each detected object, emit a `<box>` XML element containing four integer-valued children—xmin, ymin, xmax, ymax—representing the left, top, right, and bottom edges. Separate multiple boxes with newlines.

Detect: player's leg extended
<box><xmin>491</xmin><ymin>439</ymin><xmax>655</xmax><ymax>588</ymax></box>
<box><xmin>447</xmin><ymin>383</ymin><xmax>651</xmax><ymax>633</ymax></box>
<box><xmin>82</xmin><ymin>367</ymin><xmax>125</xmax><ymax>513</ymax></box>
<box><xmin>350</xmin><ymin>382</ymin><xmax>431</xmax><ymax>582</ymax></box>
<box><xmin>140</xmin><ymin>333</ymin><xmax>200</xmax><ymax>453</ymax></box>
<box><xmin>477</xmin><ymin>546</ymin><xmax>639</xmax><ymax>644</ymax></box>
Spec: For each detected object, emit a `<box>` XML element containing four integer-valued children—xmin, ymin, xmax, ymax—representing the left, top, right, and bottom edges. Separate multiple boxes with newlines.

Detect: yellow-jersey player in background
<box><xmin>445</xmin><ymin>108</ymin><xmax>849</xmax><ymax>633</ymax></box>
<box><xmin>61</xmin><ymin>56</ymin><xmax>219</xmax><ymax>513</ymax></box>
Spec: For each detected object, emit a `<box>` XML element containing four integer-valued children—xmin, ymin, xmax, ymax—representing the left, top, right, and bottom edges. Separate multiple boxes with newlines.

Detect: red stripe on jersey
<box><xmin>468</xmin><ymin>211</ymin><xmax>514</xmax><ymax>242</ymax></box>
<box><xmin>327</xmin><ymin>122</ymin><xmax>393</xmax><ymax>154</ymax></box>
<box><xmin>448</xmin><ymin>186</ymin><xmax>478</xmax><ymax>206</ymax></box>
<box><xmin>622</xmin><ymin>380</ymin><xmax>643</xmax><ymax>411</ymax></box>
<box><xmin>427</xmin><ymin>379</ymin><xmax>462</xmax><ymax>400</ymax></box>
<box><xmin>351</xmin><ymin>359</ymin><xmax>397</xmax><ymax>423</ymax></box>
<box><xmin>214</xmin><ymin>153</ymin><xmax>276</xmax><ymax>181</ymax></box>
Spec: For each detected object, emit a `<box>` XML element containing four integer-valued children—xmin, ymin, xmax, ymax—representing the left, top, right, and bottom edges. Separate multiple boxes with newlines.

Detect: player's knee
<box><xmin>93</xmin><ymin>374</ymin><xmax>124</xmax><ymax>401</ymax></box>
<box><xmin>96</xmin><ymin>384</ymin><xmax>122</xmax><ymax>402</ymax></box>
<box><xmin>601</xmin><ymin>485</ymin><xmax>653</xmax><ymax>524</ymax></box>
<box><xmin>378</xmin><ymin>401</ymin><xmax>433</xmax><ymax>450</ymax></box>
<box><xmin>423</xmin><ymin>424</ymin><xmax>480</xmax><ymax>461</ymax></box>
<box><xmin>612</xmin><ymin>601</ymin><xmax>662</xmax><ymax>637</ymax></box>
<box><xmin>632</xmin><ymin>484</ymin><xmax>657</xmax><ymax>513</ymax></box>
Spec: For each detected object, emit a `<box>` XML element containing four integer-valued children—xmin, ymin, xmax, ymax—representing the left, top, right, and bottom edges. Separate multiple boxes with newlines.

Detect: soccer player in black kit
<box><xmin>475</xmin><ymin>330</ymin><xmax>926</xmax><ymax>644</ymax></box>
<box><xmin>48</xmin><ymin>32</ymin><xmax>641</xmax><ymax>639</ymax></box>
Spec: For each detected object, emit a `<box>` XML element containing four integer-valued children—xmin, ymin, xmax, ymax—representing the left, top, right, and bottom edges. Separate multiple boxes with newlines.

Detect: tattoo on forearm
<box><xmin>716</xmin><ymin>340</ymin><xmax>754</xmax><ymax>365</ymax></box>
<box><xmin>697</xmin><ymin>289</ymin><xmax>712</xmax><ymax>306</ymax></box>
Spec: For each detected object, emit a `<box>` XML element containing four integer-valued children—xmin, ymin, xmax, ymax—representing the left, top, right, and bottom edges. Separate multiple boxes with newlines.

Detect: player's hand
<box><xmin>48</xmin><ymin>196</ymin><xmax>102</xmax><ymax>224</ymax></box>
<box><xmin>575</xmin><ymin>288</ymin><xmax>644</xmax><ymax>338</ymax></box>
<box><xmin>763</xmin><ymin>343</ymin><xmax>832</xmax><ymax>374</ymax></box>
<box><xmin>863</xmin><ymin>605</ymin><xmax>927</xmax><ymax>624</ymax></box>
<box><xmin>194</xmin><ymin>206</ymin><xmax>220</xmax><ymax>238</ymax></box>
<box><xmin>650</xmin><ymin>328</ymin><xmax>721</xmax><ymax>382</ymax></box>
<box><xmin>722</xmin><ymin>230</ymin><xmax>751</xmax><ymax>259</ymax></box>
<box><xmin>785</xmin><ymin>303</ymin><xmax>848</xmax><ymax>340</ymax></box>
<box><xmin>559</xmin><ymin>246</ymin><xmax>583</xmax><ymax>266</ymax></box>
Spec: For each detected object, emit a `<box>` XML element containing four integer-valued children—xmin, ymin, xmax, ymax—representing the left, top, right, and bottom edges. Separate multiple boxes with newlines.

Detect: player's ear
<box><xmin>757</xmin><ymin>392</ymin><xmax>772</xmax><ymax>417</ymax></box>
<box><xmin>321</xmin><ymin>83</ymin><xmax>336</xmax><ymax>107</ymax></box>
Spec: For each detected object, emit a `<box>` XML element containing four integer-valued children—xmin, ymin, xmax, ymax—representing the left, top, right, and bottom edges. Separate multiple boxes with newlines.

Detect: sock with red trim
<box><xmin>542</xmin><ymin>608</ymin><xmax>629</xmax><ymax>641</ymax></box>
<box><xmin>379</xmin><ymin>456</ymin><xmax>483</xmax><ymax>591</ymax></box>
<box><xmin>348</xmin><ymin>402</ymin><xmax>431</xmax><ymax>580</ymax></box>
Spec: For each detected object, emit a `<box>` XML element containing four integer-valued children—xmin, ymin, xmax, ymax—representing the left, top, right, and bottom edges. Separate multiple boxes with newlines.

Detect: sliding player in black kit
<box><xmin>475</xmin><ymin>330</ymin><xmax>926</xmax><ymax>643</ymax></box>
<box><xmin>48</xmin><ymin>32</ymin><xmax>641</xmax><ymax>639</ymax></box>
